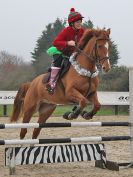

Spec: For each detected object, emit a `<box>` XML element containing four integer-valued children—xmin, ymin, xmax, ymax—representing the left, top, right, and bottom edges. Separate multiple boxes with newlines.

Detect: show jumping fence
<box><xmin>0</xmin><ymin>67</ymin><xmax>133</xmax><ymax>175</ymax></box>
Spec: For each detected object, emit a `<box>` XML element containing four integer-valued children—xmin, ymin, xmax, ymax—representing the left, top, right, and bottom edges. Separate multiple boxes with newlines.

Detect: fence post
<box><xmin>7</xmin><ymin>147</ymin><xmax>16</xmax><ymax>175</ymax></box>
<box><xmin>114</xmin><ymin>105</ymin><xmax>118</xmax><ymax>115</ymax></box>
<box><xmin>129</xmin><ymin>67</ymin><xmax>133</xmax><ymax>164</ymax></box>
<box><xmin>3</xmin><ymin>105</ymin><xmax>7</xmax><ymax>117</ymax></box>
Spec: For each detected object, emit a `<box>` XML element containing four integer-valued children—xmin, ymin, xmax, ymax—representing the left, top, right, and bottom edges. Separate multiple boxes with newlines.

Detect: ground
<box><xmin>0</xmin><ymin>115</ymin><xmax>133</xmax><ymax>177</ymax></box>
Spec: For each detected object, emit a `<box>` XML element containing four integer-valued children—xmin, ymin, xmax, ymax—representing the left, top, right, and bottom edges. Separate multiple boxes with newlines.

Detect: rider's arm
<box><xmin>52</xmin><ymin>28</ymin><xmax>68</xmax><ymax>51</ymax></box>
<box><xmin>52</xmin><ymin>27</ymin><xmax>76</xmax><ymax>51</ymax></box>
<box><xmin>53</xmin><ymin>27</ymin><xmax>85</xmax><ymax>51</ymax></box>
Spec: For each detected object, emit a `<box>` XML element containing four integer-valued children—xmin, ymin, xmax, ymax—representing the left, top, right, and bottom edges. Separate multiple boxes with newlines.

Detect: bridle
<box><xmin>94</xmin><ymin>38</ymin><xmax>110</xmax><ymax>65</ymax></box>
<box><xmin>75</xmin><ymin>37</ymin><xmax>110</xmax><ymax>65</ymax></box>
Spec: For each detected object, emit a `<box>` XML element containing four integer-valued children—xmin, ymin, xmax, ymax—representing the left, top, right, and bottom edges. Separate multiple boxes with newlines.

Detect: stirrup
<box><xmin>46</xmin><ymin>83</ymin><xmax>55</xmax><ymax>94</ymax></box>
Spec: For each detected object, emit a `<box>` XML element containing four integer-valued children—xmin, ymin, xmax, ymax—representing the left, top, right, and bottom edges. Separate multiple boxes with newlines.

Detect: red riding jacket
<box><xmin>52</xmin><ymin>26</ymin><xmax>85</xmax><ymax>57</ymax></box>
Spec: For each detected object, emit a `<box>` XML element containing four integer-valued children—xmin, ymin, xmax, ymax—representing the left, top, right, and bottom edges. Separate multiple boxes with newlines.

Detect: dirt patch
<box><xmin>0</xmin><ymin>116</ymin><xmax>133</xmax><ymax>177</ymax></box>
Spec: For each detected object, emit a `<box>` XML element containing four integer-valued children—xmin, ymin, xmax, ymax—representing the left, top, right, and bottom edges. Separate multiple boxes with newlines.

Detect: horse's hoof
<box><xmin>81</xmin><ymin>111</ymin><xmax>93</xmax><ymax>120</ymax></box>
<box><xmin>63</xmin><ymin>112</ymin><xmax>78</xmax><ymax>120</ymax></box>
<box><xmin>68</xmin><ymin>112</ymin><xmax>78</xmax><ymax>119</ymax></box>
<box><xmin>63</xmin><ymin>112</ymin><xmax>72</xmax><ymax>120</ymax></box>
<box><xmin>80</xmin><ymin>111</ymin><xmax>87</xmax><ymax>117</ymax></box>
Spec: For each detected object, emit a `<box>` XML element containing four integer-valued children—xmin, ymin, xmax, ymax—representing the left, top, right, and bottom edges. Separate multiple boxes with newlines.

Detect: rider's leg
<box><xmin>47</xmin><ymin>66</ymin><xmax>60</xmax><ymax>88</ymax></box>
<box><xmin>46</xmin><ymin>54</ymin><xmax>63</xmax><ymax>93</ymax></box>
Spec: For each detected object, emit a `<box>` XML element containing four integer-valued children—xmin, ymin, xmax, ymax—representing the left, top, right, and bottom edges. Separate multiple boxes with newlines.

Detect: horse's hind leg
<box><xmin>20</xmin><ymin>105</ymin><xmax>36</xmax><ymax>139</ymax></box>
<box><xmin>32</xmin><ymin>103</ymin><xmax>56</xmax><ymax>139</ymax></box>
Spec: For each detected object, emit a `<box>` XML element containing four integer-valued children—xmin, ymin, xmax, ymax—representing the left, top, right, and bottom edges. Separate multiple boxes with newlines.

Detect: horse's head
<box><xmin>94</xmin><ymin>28</ymin><xmax>111</xmax><ymax>72</ymax></box>
<box><xmin>78</xmin><ymin>28</ymin><xmax>111</xmax><ymax>73</ymax></box>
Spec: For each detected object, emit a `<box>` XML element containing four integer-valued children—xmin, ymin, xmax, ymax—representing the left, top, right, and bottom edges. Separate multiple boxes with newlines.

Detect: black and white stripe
<box><xmin>5</xmin><ymin>143</ymin><xmax>106</xmax><ymax>166</ymax></box>
<box><xmin>0</xmin><ymin>122</ymin><xmax>129</xmax><ymax>129</ymax></box>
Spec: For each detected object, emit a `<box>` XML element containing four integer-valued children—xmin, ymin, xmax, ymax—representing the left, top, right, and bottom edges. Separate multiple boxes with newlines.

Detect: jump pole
<box><xmin>129</xmin><ymin>67</ymin><xmax>133</xmax><ymax>166</ymax></box>
<box><xmin>0</xmin><ymin>122</ymin><xmax>129</xmax><ymax>129</ymax></box>
<box><xmin>0</xmin><ymin>136</ymin><xmax>131</xmax><ymax>145</ymax></box>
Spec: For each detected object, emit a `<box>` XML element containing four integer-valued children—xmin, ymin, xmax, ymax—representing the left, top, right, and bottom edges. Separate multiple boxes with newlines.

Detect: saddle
<box><xmin>42</xmin><ymin>58</ymin><xmax>71</xmax><ymax>84</ymax></box>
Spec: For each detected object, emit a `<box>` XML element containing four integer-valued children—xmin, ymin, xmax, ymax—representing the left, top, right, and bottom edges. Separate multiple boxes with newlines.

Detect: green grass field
<box><xmin>0</xmin><ymin>104</ymin><xmax>129</xmax><ymax>117</ymax></box>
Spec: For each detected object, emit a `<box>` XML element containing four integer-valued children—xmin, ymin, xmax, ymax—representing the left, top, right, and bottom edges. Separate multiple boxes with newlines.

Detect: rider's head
<box><xmin>68</xmin><ymin>8</ymin><xmax>84</xmax><ymax>29</ymax></box>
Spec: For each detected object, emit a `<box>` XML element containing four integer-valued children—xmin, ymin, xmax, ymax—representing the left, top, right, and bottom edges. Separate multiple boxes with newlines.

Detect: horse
<box><xmin>10</xmin><ymin>28</ymin><xmax>111</xmax><ymax>139</ymax></box>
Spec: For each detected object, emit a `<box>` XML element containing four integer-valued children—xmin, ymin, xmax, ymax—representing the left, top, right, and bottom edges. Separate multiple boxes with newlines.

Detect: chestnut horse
<box><xmin>10</xmin><ymin>28</ymin><xmax>111</xmax><ymax>139</ymax></box>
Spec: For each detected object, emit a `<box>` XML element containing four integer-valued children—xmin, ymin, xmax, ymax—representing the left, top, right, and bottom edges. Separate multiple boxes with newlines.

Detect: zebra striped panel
<box><xmin>5</xmin><ymin>143</ymin><xmax>106</xmax><ymax>166</ymax></box>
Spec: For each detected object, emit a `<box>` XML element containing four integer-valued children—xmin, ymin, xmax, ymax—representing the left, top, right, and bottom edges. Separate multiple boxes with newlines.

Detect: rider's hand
<box><xmin>67</xmin><ymin>40</ymin><xmax>76</xmax><ymax>46</ymax></box>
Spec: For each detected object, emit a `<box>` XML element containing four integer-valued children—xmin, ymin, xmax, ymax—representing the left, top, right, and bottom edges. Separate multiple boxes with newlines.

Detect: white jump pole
<box><xmin>129</xmin><ymin>67</ymin><xmax>133</xmax><ymax>164</ymax></box>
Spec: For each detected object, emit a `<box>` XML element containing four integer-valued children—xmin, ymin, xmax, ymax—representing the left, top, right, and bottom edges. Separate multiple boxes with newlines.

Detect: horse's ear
<box><xmin>107</xmin><ymin>28</ymin><xmax>111</xmax><ymax>35</ymax></box>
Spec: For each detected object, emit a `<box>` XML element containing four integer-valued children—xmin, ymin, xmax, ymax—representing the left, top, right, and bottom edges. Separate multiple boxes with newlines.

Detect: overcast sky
<box><xmin>0</xmin><ymin>0</ymin><xmax>132</xmax><ymax>66</ymax></box>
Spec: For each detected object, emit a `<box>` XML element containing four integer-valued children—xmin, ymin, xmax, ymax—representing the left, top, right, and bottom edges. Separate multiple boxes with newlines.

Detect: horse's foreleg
<box><xmin>63</xmin><ymin>88</ymin><xmax>88</xmax><ymax>119</ymax></box>
<box><xmin>82</xmin><ymin>92</ymin><xmax>101</xmax><ymax>119</ymax></box>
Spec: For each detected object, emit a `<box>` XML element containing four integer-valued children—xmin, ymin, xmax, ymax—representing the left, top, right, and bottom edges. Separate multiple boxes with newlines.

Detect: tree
<box><xmin>99</xmin><ymin>66</ymin><xmax>129</xmax><ymax>91</ymax></box>
<box><xmin>31</xmin><ymin>18</ymin><xmax>66</xmax><ymax>75</ymax></box>
<box><xmin>109</xmin><ymin>41</ymin><xmax>120</xmax><ymax>67</ymax></box>
<box><xmin>0</xmin><ymin>51</ymin><xmax>35</xmax><ymax>90</ymax></box>
<box><xmin>83</xmin><ymin>19</ymin><xmax>94</xmax><ymax>29</ymax></box>
<box><xmin>0</xmin><ymin>50</ymin><xmax>23</xmax><ymax>67</ymax></box>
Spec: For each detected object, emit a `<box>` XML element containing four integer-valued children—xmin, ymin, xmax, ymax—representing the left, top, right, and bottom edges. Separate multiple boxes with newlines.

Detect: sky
<box><xmin>0</xmin><ymin>0</ymin><xmax>133</xmax><ymax>66</ymax></box>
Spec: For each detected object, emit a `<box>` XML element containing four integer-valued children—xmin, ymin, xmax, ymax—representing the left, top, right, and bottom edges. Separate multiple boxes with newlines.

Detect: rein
<box><xmin>74</xmin><ymin>46</ymin><xmax>93</xmax><ymax>60</ymax></box>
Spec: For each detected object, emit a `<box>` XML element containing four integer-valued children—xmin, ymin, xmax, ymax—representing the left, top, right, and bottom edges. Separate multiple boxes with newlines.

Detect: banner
<box><xmin>98</xmin><ymin>92</ymin><xmax>129</xmax><ymax>105</ymax></box>
<box><xmin>0</xmin><ymin>91</ymin><xmax>129</xmax><ymax>105</ymax></box>
<box><xmin>0</xmin><ymin>91</ymin><xmax>17</xmax><ymax>104</ymax></box>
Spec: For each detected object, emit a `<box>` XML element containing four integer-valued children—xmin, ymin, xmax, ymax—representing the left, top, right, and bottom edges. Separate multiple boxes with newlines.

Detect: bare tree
<box><xmin>0</xmin><ymin>50</ymin><xmax>35</xmax><ymax>90</ymax></box>
<box><xmin>0</xmin><ymin>50</ymin><xmax>24</xmax><ymax>65</ymax></box>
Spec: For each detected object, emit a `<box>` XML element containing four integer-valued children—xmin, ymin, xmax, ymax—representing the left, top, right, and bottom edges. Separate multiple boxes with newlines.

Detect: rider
<box><xmin>46</xmin><ymin>8</ymin><xmax>85</xmax><ymax>93</ymax></box>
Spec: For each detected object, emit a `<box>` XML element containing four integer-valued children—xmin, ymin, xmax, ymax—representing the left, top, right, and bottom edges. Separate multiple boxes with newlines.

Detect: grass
<box><xmin>0</xmin><ymin>104</ymin><xmax>129</xmax><ymax>117</ymax></box>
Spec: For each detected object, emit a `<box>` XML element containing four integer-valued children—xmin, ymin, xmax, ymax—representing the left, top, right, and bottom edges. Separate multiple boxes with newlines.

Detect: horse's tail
<box><xmin>10</xmin><ymin>82</ymin><xmax>31</xmax><ymax>122</ymax></box>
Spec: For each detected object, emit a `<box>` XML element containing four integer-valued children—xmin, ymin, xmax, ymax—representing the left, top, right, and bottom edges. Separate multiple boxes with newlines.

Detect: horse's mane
<box><xmin>78</xmin><ymin>28</ymin><xmax>106</xmax><ymax>50</ymax></box>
